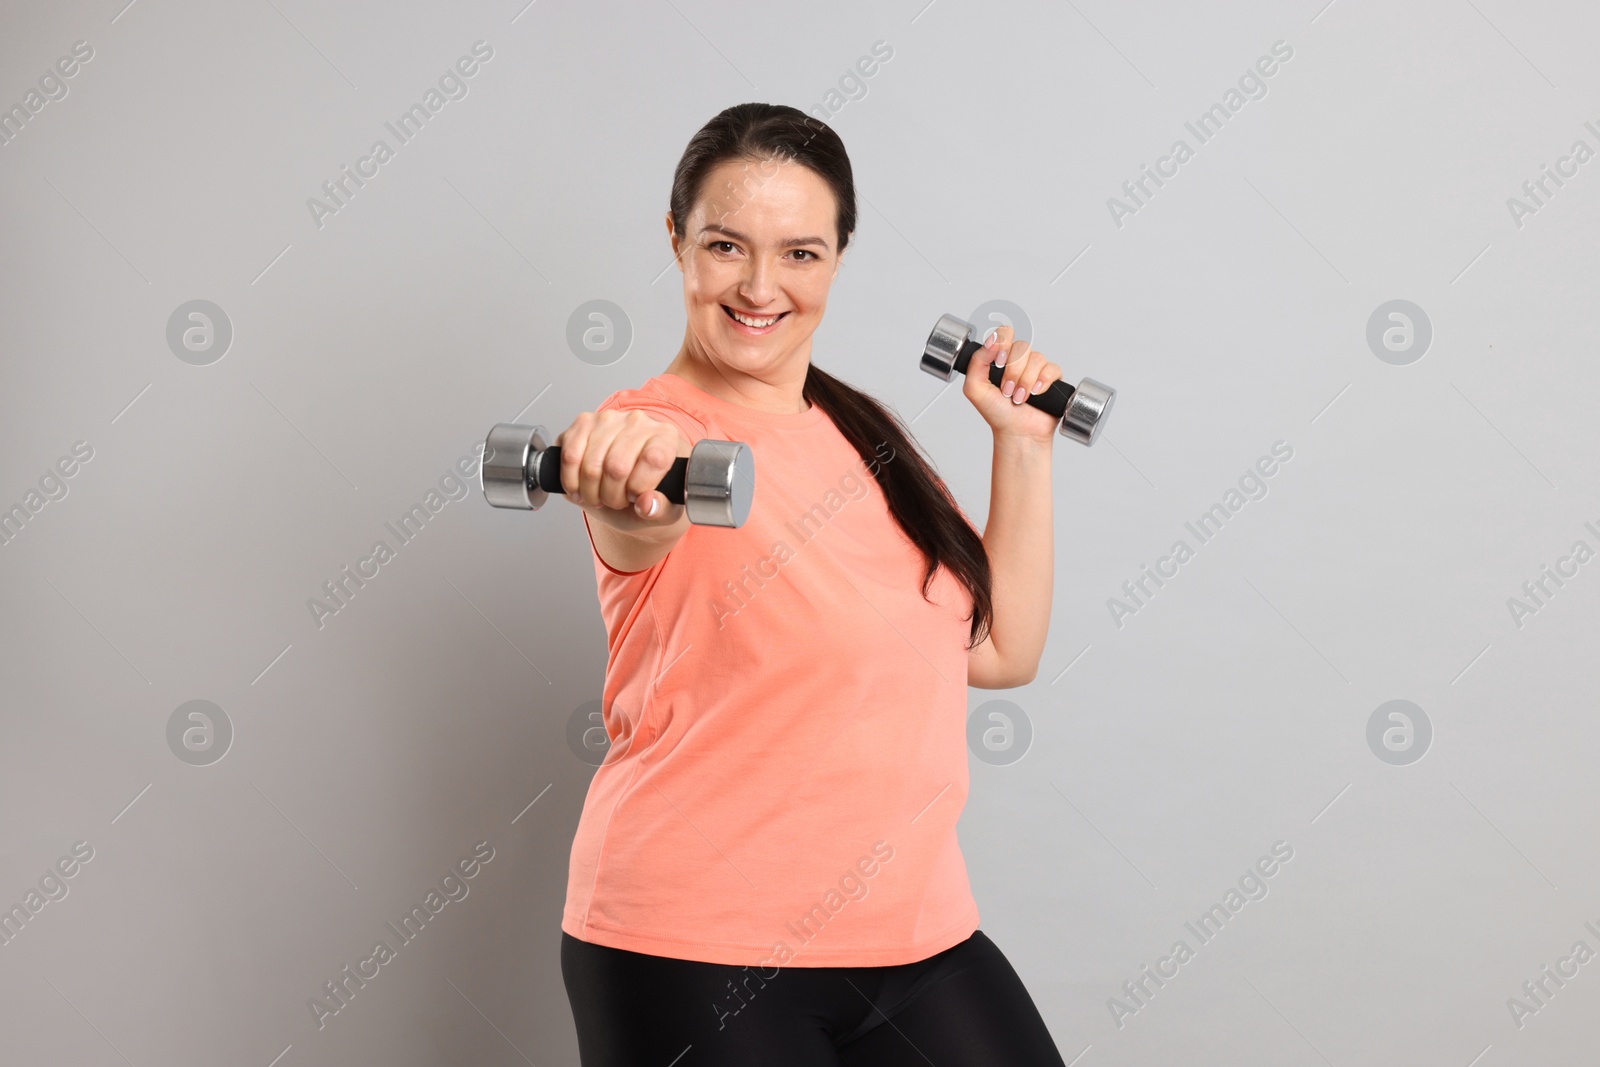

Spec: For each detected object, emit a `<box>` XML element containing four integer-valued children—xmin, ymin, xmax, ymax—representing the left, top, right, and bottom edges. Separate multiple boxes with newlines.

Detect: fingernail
<box><xmin>1002</xmin><ymin>380</ymin><xmax>1015</xmax><ymax>397</ymax></box>
<box><xmin>995</xmin><ymin>350</ymin><xmax>1007</xmax><ymax>368</ymax></box>
<box><xmin>646</xmin><ymin>497</ymin><xmax>659</xmax><ymax>517</ymax></box>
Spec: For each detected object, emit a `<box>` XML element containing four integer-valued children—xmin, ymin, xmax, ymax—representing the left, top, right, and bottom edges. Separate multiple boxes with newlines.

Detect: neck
<box><xmin>666</xmin><ymin>331</ymin><xmax>812</xmax><ymax>415</ymax></box>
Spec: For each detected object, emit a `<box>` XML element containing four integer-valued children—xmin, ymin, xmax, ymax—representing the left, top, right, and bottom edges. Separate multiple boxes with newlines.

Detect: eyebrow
<box><xmin>701</xmin><ymin>224</ymin><xmax>830</xmax><ymax>250</ymax></box>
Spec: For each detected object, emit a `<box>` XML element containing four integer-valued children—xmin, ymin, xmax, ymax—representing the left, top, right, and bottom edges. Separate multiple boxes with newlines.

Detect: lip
<box><xmin>722</xmin><ymin>304</ymin><xmax>788</xmax><ymax>335</ymax></box>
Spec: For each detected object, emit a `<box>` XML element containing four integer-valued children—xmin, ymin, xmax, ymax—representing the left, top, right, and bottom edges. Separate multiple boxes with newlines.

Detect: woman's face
<box><xmin>668</xmin><ymin>156</ymin><xmax>842</xmax><ymax>378</ymax></box>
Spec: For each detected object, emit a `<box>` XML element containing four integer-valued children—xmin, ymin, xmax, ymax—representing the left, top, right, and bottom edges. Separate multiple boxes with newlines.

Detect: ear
<box><xmin>665</xmin><ymin>211</ymin><xmax>680</xmax><ymax>260</ymax></box>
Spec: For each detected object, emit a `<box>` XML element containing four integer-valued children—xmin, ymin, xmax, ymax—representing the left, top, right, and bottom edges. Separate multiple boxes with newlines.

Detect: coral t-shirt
<box><xmin>562</xmin><ymin>371</ymin><xmax>980</xmax><ymax>967</ymax></box>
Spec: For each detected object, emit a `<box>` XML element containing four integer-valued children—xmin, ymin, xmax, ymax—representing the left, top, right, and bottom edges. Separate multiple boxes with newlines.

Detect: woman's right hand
<box><xmin>555</xmin><ymin>409</ymin><xmax>693</xmax><ymax>533</ymax></box>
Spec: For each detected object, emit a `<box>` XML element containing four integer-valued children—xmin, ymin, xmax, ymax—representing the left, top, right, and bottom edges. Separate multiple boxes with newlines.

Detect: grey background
<box><xmin>2</xmin><ymin>0</ymin><xmax>1597</xmax><ymax>1064</ymax></box>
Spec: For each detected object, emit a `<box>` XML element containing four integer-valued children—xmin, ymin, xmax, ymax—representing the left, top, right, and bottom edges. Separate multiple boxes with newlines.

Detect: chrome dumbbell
<box><xmin>921</xmin><ymin>314</ymin><xmax>1116</xmax><ymax>446</ymax></box>
<box><xmin>481</xmin><ymin>422</ymin><xmax>755</xmax><ymax>527</ymax></box>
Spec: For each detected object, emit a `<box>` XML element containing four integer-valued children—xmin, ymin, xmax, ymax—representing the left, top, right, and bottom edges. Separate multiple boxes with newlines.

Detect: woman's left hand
<box><xmin>961</xmin><ymin>323</ymin><xmax>1063</xmax><ymax>444</ymax></box>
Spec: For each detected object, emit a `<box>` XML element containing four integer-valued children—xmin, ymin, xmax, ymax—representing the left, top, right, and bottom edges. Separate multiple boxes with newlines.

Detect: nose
<box><xmin>737</xmin><ymin>256</ymin><xmax>778</xmax><ymax>308</ymax></box>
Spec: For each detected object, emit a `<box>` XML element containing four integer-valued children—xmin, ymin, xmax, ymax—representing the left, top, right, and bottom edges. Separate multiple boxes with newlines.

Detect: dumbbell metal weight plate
<box><xmin>921</xmin><ymin>314</ymin><xmax>1116</xmax><ymax>446</ymax></box>
<box><xmin>482</xmin><ymin>422</ymin><xmax>754</xmax><ymax>528</ymax></box>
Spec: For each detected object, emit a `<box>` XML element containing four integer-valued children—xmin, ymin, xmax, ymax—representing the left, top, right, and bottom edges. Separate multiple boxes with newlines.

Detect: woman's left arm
<box><xmin>963</xmin><ymin>323</ymin><xmax>1061</xmax><ymax>690</ymax></box>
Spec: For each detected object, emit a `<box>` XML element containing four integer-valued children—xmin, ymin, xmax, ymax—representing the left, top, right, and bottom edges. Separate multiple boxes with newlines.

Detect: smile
<box><xmin>723</xmin><ymin>305</ymin><xmax>788</xmax><ymax>332</ymax></box>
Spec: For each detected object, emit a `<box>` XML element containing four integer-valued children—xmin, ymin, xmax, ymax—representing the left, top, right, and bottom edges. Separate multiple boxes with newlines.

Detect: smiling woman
<box><xmin>556</xmin><ymin>102</ymin><xmax>1067</xmax><ymax>1067</ymax></box>
<box><xmin>656</xmin><ymin>109</ymin><xmax>995</xmax><ymax>642</ymax></box>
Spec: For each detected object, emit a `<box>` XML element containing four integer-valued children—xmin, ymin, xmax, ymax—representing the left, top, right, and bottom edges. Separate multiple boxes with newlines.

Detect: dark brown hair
<box><xmin>668</xmin><ymin>102</ymin><xmax>993</xmax><ymax>649</ymax></box>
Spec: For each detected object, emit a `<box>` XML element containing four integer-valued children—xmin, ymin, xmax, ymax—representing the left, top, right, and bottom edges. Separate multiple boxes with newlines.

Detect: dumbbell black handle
<box><xmin>923</xmin><ymin>314</ymin><xmax>1114</xmax><ymax>445</ymax></box>
<box><xmin>484</xmin><ymin>422</ymin><xmax>754</xmax><ymax>525</ymax></box>
<box><xmin>950</xmin><ymin>336</ymin><xmax>1077</xmax><ymax>421</ymax></box>
<box><xmin>533</xmin><ymin>445</ymin><xmax>690</xmax><ymax>505</ymax></box>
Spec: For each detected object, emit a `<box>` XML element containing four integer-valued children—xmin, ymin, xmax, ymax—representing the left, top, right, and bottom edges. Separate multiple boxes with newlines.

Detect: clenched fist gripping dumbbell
<box><xmin>921</xmin><ymin>313</ymin><xmax>1116</xmax><ymax>446</ymax></box>
<box><xmin>480</xmin><ymin>421</ymin><xmax>755</xmax><ymax>528</ymax></box>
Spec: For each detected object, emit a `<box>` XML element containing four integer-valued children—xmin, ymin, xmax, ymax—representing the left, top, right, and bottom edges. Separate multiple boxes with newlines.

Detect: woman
<box><xmin>555</xmin><ymin>102</ymin><xmax>1069</xmax><ymax>1066</ymax></box>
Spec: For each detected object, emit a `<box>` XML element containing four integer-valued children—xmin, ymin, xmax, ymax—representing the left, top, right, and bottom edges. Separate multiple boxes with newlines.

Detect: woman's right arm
<box><xmin>558</xmin><ymin>408</ymin><xmax>693</xmax><ymax>574</ymax></box>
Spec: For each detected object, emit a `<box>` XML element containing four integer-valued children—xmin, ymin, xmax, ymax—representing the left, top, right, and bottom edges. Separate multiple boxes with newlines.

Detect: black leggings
<box><xmin>561</xmin><ymin>929</ymin><xmax>1069</xmax><ymax>1066</ymax></box>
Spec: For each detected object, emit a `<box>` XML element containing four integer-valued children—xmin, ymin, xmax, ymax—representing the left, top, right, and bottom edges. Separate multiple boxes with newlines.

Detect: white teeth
<box><xmin>729</xmin><ymin>308</ymin><xmax>780</xmax><ymax>328</ymax></box>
